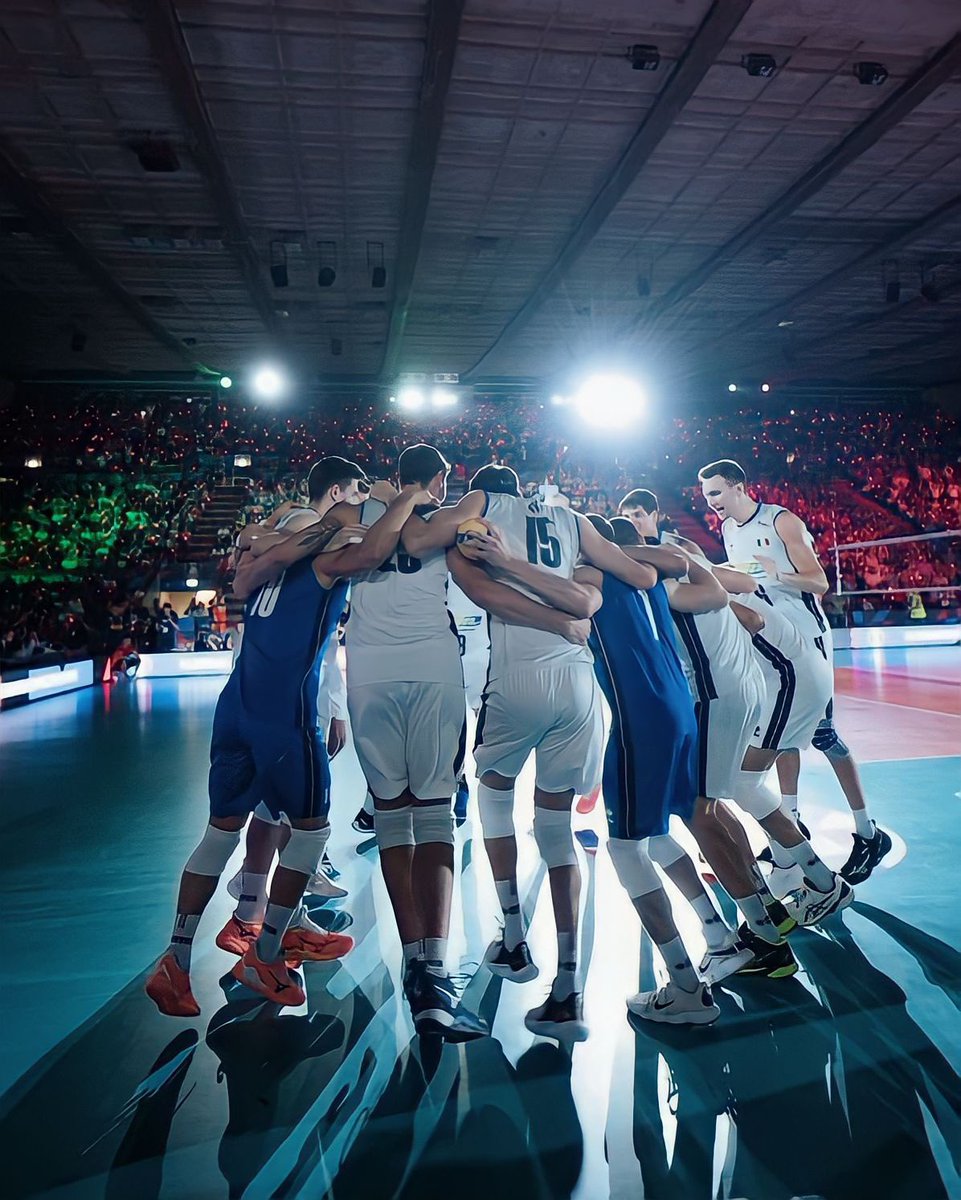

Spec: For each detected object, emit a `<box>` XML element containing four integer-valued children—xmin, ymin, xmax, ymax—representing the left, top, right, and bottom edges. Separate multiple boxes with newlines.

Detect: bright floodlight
<box><xmin>760</xmin><ymin>382</ymin><xmax>771</xmax><ymax>393</ymax></box>
<box><xmin>25</xmin><ymin>455</ymin><xmax>42</xmax><ymax>469</ymax></box>
<box><xmin>233</xmin><ymin>453</ymin><xmax>252</xmax><ymax>468</ymax></box>
<box><xmin>219</xmin><ymin>375</ymin><xmax>232</xmax><ymax>389</ymax></box>
<box><xmin>727</xmin><ymin>382</ymin><xmax>738</xmax><ymax>392</ymax></box>
<box><xmin>431</xmin><ymin>388</ymin><xmax>457</xmax><ymax>409</ymax></box>
<box><xmin>572</xmin><ymin>374</ymin><xmax>646</xmax><ymax>429</ymax></box>
<box><xmin>550</xmin><ymin>393</ymin><xmax>565</xmax><ymax>406</ymax></box>
<box><xmin>398</xmin><ymin>387</ymin><xmax>425</xmax><ymax>411</ymax></box>
<box><xmin>252</xmin><ymin>365</ymin><xmax>285</xmax><ymax>399</ymax></box>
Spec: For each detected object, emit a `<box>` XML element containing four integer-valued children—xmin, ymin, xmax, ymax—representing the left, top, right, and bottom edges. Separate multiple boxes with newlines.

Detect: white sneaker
<box><xmin>305</xmin><ymin>872</ymin><xmax>348</xmax><ymax>900</ymax></box>
<box><xmin>699</xmin><ymin>938</ymin><xmax>754</xmax><ymax>987</ymax></box>
<box><xmin>767</xmin><ymin>862</ymin><xmax>804</xmax><ymax>899</ymax></box>
<box><xmin>627</xmin><ymin>981</ymin><xmax>720</xmax><ymax>1026</ymax></box>
<box><xmin>785</xmin><ymin>875</ymin><xmax>854</xmax><ymax>927</ymax></box>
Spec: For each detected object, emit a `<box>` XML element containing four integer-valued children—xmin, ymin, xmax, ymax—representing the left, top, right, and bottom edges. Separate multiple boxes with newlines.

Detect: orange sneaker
<box><xmin>231</xmin><ymin>945</ymin><xmax>306</xmax><ymax>1006</ymax></box>
<box><xmin>145</xmin><ymin>953</ymin><xmax>201</xmax><ymax>1017</ymax></box>
<box><xmin>282</xmin><ymin>923</ymin><xmax>354</xmax><ymax>966</ymax></box>
<box><xmin>576</xmin><ymin>785</ymin><xmax>601</xmax><ymax>815</ymax></box>
<box><xmin>216</xmin><ymin>914</ymin><xmax>262</xmax><ymax>956</ymax></box>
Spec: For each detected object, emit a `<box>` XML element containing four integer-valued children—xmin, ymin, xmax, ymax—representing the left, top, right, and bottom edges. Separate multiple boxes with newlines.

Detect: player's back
<box><xmin>345</xmin><ymin>498</ymin><xmax>462</xmax><ymax>686</ymax></box>
<box><xmin>591</xmin><ymin>574</ymin><xmax>688</xmax><ymax>701</ymax></box>
<box><xmin>483</xmin><ymin>492</ymin><xmax>590</xmax><ymax>677</ymax></box>
<box><xmin>672</xmin><ymin>594</ymin><xmax>759</xmax><ymax>702</ymax></box>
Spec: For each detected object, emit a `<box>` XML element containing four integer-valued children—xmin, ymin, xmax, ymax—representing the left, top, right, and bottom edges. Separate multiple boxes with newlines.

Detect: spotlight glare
<box><xmin>185</xmin><ymin>564</ymin><xmax>199</xmax><ymax>589</ymax></box>
<box><xmin>727</xmin><ymin>383</ymin><xmax>738</xmax><ymax>392</ymax></box>
<box><xmin>760</xmin><ymin>382</ymin><xmax>771</xmax><ymax>393</ymax></box>
<box><xmin>571</xmin><ymin>374</ymin><xmax>645</xmax><ymax>430</ymax></box>
<box><xmin>252</xmin><ymin>365</ymin><xmax>285</xmax><ymax>399</ymax></box>
<box><xmin>550</xmin><ymin>393</ymin><xmax>566</xmax><ymax>406</ymax></box>
<box><xmin>431</xmin><ymin>388</ymin><xmax>458</xmax><ymax>409</ymax></box>
<box><xmin>219</xmin><ymin>375</ymin><xmax>232</xmax><ymax>389</ymax></box>
<box><xmin>397</xmin><ymin>387</ymin><xmax>425</xmax><ymax>412</ymax></box>
<box><xmin>25</xmin><ymin>455</ymin><xmax>42</xmax><ymax>469</ymax></box>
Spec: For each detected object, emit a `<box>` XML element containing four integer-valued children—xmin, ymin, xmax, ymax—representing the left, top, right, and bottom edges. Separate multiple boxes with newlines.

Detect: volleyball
<box><xmin>456</xmin><ymin>517</ymin><xmax>494</xmax><ymax>560</ymax></box>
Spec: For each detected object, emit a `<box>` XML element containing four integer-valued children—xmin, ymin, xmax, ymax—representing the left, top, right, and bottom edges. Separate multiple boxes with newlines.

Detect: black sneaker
<box><xmin>736</xmin><ymin>924</ymin><xmax>799</xmax><ymax>979</ymax></box>
<box><xmin>763</xmin><ymin>896</ymin><xmax>798</xmax><ymax>937</ymax></box>
<box><xmin>406</xmin><ymin>962</ymin><xmax>489</xmax><ymax>1042</ymax></box>
<box><xmin>839</xmin><ymin>822</ymin><xmax>892</xmax><ymax>885</ymax></box>
<box><xmin>352</xmin><ymin>807</ymin><xmax>375</xmax><ymax>834</ymax></box>
<box><xmin>321</xmin><ymin>850</ymin><xmax>340</xmax><ymax>880</ymax></box>
<box><xmin>484</xmin><ymin>936</ymin><xmax>539</xmax><ymax>983</ymax></box>
<box><xmin>524</xmin><ymin>992</ymin><xmax>588</xmax><ymax>1041</ymax></box>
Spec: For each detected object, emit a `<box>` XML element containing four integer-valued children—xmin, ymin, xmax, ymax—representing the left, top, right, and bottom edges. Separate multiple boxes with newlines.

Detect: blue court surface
<box><xmin>1</xmin><ymin>648</ymin><xmax>959</xmax><ymax>1200</ymax></box>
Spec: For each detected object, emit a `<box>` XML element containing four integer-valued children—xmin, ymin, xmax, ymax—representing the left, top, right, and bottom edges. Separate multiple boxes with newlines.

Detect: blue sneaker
<box><xmin>454</xmin><ymin>776</ymin><xmax>469</xmax><ymax>827</ymax></box>
<box><xmin>575</xmin><ymin>829</ymin><xmax>598</xmax><ymax>856</ymax></box>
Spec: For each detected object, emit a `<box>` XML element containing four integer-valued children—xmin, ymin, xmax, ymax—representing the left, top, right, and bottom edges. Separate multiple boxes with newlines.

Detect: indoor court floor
<box><xmin>1</xmin><ymin>644</ymin><xmax>959</xmax><ymax>1200</ymax></box>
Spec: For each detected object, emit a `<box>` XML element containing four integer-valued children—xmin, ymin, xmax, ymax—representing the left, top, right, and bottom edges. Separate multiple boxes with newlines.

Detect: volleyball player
<box><xmin>698</xmin><ymin>460</ymin><xmax>891</xmax><ymax>884</ymax></box>
<box><xmin>344</xmin><ymin>444</ymin><xmax>487</xmax><ymax>1041</ymax></box>
<box><xmin>145</xmin><ymin>479</ymin><xmax>432</xmax><ymax>1016</ymax></box>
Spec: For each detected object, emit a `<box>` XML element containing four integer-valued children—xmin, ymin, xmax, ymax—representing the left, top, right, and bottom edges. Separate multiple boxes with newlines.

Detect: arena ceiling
<box><xmin>1</xmin><ymin>0</ymin><xmax>960</xmax><ymax>393</ymax></box>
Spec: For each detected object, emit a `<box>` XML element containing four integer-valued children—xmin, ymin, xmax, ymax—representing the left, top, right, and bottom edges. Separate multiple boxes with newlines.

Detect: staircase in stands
<box><xmin>182</xmin><ymin>483</ymin><xmax>249</xmax><ymax>561</ymax></box>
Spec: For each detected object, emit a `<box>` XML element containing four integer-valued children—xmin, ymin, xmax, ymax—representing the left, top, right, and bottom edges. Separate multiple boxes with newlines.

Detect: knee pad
<box><xmin>733</xmin><ymin>769</ymin><xmax>781</xmax><ymax>820</ymax></box>
<box><xmin>185</xmin><ymin>824</ymin><xmax>241</xmax><ymax>876</ymax></box>
<box><xmin>253</xmin><ymin>800</ymin><xmax>283</xmax><ymax>826</ymax></box>
<box><xmin>477</xmin><ymin>782</ymin><xmax>515</xmax><ymax>840</ymax></box>
<box><xmin>645</xmin><ymin>833</ymin><xmax>686</xmax><ymax>869</ymax></box>
<box><xmin>608</xmin><ymin>838</ymin><xmax>662</xmax><ymax>899</ymax></box>
<box><xmin>278</xmin><ymin>825</ymin><xmax>330</xmax><ymax>876</ymax></box>
<box><xmin>812</xmin><ymin>721</ymin><xmax>849</xmax><ymax>759</ymax></box>
<box><xmin>374</xmin><ymin>805</ymin><xmax>414</xmax><ymax>850</ymax></box>
<box><xmin>412</xmin><ymin>804</ymin><xmax>454</xmax><ymax>846</ymax></box>
<box><xmin>532</xmin><ymin>806</ymin><xmax>577</xmax><ymax>869</ymax></box>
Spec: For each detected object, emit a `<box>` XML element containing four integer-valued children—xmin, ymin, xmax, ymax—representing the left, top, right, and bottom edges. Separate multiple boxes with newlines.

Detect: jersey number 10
<box><xmin>526</xmin><ymin>516</ymin><xmax>561</xmax><ymax>568</ymax></box>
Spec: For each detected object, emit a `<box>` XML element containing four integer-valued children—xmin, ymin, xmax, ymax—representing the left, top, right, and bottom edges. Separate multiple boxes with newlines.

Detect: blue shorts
<box><xmin>602</xmin><ymin>689</ymin><xmax>698</xmax><ymax>840</ymax></box>
<box><xmin>208</xmin><ymin>688</ymin><xmax>331</xmax><ymax>822</ymax></box>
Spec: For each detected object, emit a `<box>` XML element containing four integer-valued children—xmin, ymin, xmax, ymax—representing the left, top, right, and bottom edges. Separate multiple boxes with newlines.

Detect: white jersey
<box><xmin>722</xmin><ymin>502</ymin><xmax>828</xmax><ymax>642</ymax></box>
<box><xmin>447</xmin><ymin>578</ymin><xmax>490</xmax><ymax>710</ymax></box>
<box><xmin>345</xmin><ymin>499</ymin><xmax>462</xmax><ymax>687</ymax></box>
<box><xmin>482</xmin><ymin>492</ymin><xmax>591</xmax><ymax>679</ymax></box>
<box><xmin>671</xmin><ymin>600</ymin><xmax>761</xmax><ymax>703</ymax></box>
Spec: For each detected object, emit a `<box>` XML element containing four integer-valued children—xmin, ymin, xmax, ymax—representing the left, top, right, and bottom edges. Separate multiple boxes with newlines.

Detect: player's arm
<box><xmin>663</xmin><ymin>555</ymin><xmax>728</xmax><ymax>614</ymax></box>
<box><xmin>447</xmin><ymin>549</ymin><xmax>590</xmax><ymax>646</ymax></box>
<box><xmin>313</xmin><ymin>485</ymin><xmax>435</xmax><ymax>583</ymax></box>
<box><xmin>400</xmin><ymin>490</ymin><xmax>485</xmax><ymax>556</ymax></box>
<box><xmin>575</xmin><ymin>514</ymin><xmax>659</xmax><ymax>591</ymax></box>
<box><xmin>764</xmin><ymin>511</ymin><xmax>829</xmax><ymax>596</ymax></box>
<box><xmin>730</xmin><ymin>599</ymin><xmax>765</xmax><ymax>637</ymax></box>
<box><xmin>232</xmin><ymin>520</ymin><xmax>340</xmax><ymax>599</ymax></box>
<box><xmin>466</xmin><ymin>528</ymin><xmax>602</xmax><ymax>618</ymax></box>
<box><xmin>618</xmin><ymin>542</ymin><xmax>688</xmax><ymax>579</ymax></box>
<box><xmin>712</xmin><ymin>564</ymin><xmax>759</xmax><ymax>594</ymax></box>
<box><xmin>236</xmin><ymin>508</ymin><xmax>318</xmax><ymax>560</ymax></box>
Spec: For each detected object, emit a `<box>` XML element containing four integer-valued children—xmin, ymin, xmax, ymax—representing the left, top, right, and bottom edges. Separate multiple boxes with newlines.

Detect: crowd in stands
<box><xmin>2</xmin><ymin>390</ymin><xmax>959</xmax><ymax>661</ymax></box>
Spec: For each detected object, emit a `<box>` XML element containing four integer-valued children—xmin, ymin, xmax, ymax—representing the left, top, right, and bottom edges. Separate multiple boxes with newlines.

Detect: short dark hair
<box><xmin>469</xmin><ymin>464</ymin><xmax>520</xmax><ymax>496</ymax></box>
<box><xmin>619</xmin><ymin>488</ymin><xmax>658</xmax><ymax>514</ymax></box>
<box><xmin>306</xmin><ymin>456</ymin><xmax>368</xmax><ymax>501</ymax></box>
<box><xmin>586</xmin><ymin>514</ymin><xmax>615</xmax><ymax>541</ymax></box>
<box><xmin>610</xmin><ymin>516</ymin><xmax>641</xmax><ymax>547</ymax></box>
<box><xmin>398</xmin><ymin>443</ymin><xmax>450</xmax><ymax>485</ymax></box>
<box><xmin>697</xmin><ymin>459</ymin><xmax>746</xmax><ymax>486</ymax></box>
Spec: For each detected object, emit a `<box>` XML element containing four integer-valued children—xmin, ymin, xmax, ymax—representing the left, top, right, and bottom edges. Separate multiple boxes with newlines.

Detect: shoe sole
<box><xmin>230</xmin><ymin>963</ymin><xmax>305</xmax><ymax>1006</ymax></box>
<box><xmin>413</xmin><ymin>1011</ymin><xmax>489</xmax><ymax>1042</ymax></box>
<box><xmin>524</xmin><ymin>1016</ymin><xmax>589</xmax><ymax>1041</ymax></box>
<box><xmin>305</xmin><ymin>883</ymin><xmax>349</xmax><ymax>899</ymax></box>
<box><xmin>627</xmin><ymin>1005</ymin><xmax>720</xmax><ymax>1027</ymax></box>
<box><xmin>702</xmin><ymin>949</ymin><xmax>755</xmax><ymax>986</ymax></box>
<box><xmin>738</xmin><ymin>959</ymin><xmax>799</xmax><ymax>979</ymax></box>
<box><xmin>145</xmin><ymin>982</ymin><xmax>200</xmax><ymax>1018</ymax></box>
<box><xmin>486</xmin><ymin>960</ymin><xmax>539</xmax><ymax>983</ymax></box>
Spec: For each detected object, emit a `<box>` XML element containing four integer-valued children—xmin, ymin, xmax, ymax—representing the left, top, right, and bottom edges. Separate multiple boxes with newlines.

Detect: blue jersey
<box><xmin>228</xmin><ymin>557</ymin><xmax>348</xmax><ymax>727</ymax></box>
<box><xmin>590</xmin><ymin>577</ymin><xmax>689</xmax><ymax>704</ymax></box>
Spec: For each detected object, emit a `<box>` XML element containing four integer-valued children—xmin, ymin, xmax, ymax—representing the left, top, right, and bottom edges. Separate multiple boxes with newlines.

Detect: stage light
<box><xmin>728</xmin><ymin>383</ymin><xmax>738</xmax><ymax>392</ymax></box>
<box><xmin>233</xmin><ymin>453</ymin><xmax>252</xmax><ymax>468</ymax></box>
<box><xmin>252</xmin><ymin>365</ymin><xmax>286</xmax><ymax>399</ymax></box>
<box><xmin>24</xmin><ymin>455</ymin><xmax>42</xmax><ymax>468</ymax></box>
<box><xmin>397</xmin><ymin>387</ymin><xmax>425</xmax><ymax>411</ymax></box>
<box><xmin>742</xmin><ymin>53</ymin><xmax>777</xmax><ymax>78</ymax></box>
<box><xmin>855</xmin><ymin>61</ymin><xmax>888</xmax><ymax>86</ymax></box>
<box><xmin>186</xmin><ymin>565</ymin><xmax>199</xmax><ymax>589</ymax></box>
<box><xmin>550</xmin><ymin>394</ymin><xmax>566</xmax><ymax>406</ymax></box>
<box><xmin>219</xmin><ymin>375</ymin><xmax>232</xmax><ymax>389</ymax></box>
<box><xmin>628</xmin><ymin>44</ymin><xmax>660</xmax><ymax>71</ymax></box>
<box><xmin>431</xmin><ymin>388</ymin><xmax>458</xmax><ymax>409</ymax></box>
<box><xmin>571</xmin><ymin>374</ymin><xmax>645</xmax><ymax>429</ymax></box>
<box><xmin>760</xmin><ymin>382</ymin><xmax>771</xmax><ymax>393</ymax></box>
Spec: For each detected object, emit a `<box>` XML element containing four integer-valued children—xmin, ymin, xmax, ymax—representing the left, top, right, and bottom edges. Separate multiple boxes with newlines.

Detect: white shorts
<box><xmin>348</xmin><ymin>682</ymin><xmax>466</xmax><ymax>801</ymax></box>
<box><xmin>752</xmin><ymin>635</ymin><xmax>834</xmax><ymax>753</ymax></box>
<box><xmin>697</xmin><ymin>672</ymin><xmax>764</xmax><ymax>799</ymax></box>
<box><xmin>474</xmin><ymin>664</ymin><xmax>603</xmax><ymax>795</ymax></box>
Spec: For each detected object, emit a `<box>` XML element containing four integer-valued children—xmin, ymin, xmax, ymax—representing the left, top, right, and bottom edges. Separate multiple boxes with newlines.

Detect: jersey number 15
<box><xmin>526</xmin><ymin>516</ymin><xmax>561</xmax><ymax>568</ymax></box>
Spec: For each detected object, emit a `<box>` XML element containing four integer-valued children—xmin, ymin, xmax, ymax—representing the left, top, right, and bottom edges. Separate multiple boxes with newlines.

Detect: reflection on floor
<box><xmin>1</xmin><ymin>647</ymin><xmax>959</xmax><ymax>1199</ymax></box>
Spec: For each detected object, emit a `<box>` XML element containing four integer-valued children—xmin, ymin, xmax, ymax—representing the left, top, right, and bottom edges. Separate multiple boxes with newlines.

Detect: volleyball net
<box><xmin>831</xmin><ymin>529</ymin><xmax>961</xmax><ymax>626</ymax></box>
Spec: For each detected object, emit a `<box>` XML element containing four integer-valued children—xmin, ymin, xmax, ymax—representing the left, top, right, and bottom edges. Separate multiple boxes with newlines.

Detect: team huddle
<box><xmin>146</xmin><ymin>446</ymin><xmax>892</xmax><ymax>1035</ymax></box>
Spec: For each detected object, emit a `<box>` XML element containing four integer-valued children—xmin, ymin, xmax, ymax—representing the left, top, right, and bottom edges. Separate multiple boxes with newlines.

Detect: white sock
<box><xmin>738</xmin><ymin>893</ymin><xmax>780</xmax><ymax>945</ymax></box>
<box><xmin>495</xmin><ymin>878</ymin><xmax>525</xmax><ymax>950</ymax></box>
<box><xmin>169</xmin><ymin>913</ymin><xmax>201</xmax><ymax>971</ymax></box>
<box><xmin>402</xmin><ymin>939</ymin><xmax>423</xmax><ymax>965</ymax></box>
<box><xmin>782</xmin><ymin>793</ymin><xmax>799</xmax><ymax>817</ymax></box>
<box><xmin>234</xmin><ymin>872</ymin><xmax>268</xmax><ymax>924</ymax></box>
<box><xmin>656</xmin><ymin>935</ymin><xmax>699</xmax><ymax>993</ymax></box>
<box><xmin>853</xmin><ymin>809</ymin><xmax>875</xmax><ymax>839</ymax></box>
<box><xmin>690</xmin><ymin>893</ymin><xmax>731</xmax><ymax>950</ymax></box>
<box><xmin>423</xmin><ymin>936</ymin><xmax>448</xmax><ymax>977</ymax></box>
<box><xmin>256</xmin><ymin>902</ymin><xmax>296</xmax><ymax>962</ymax></box>
<box><xmin>363</xmin><ymin>790</ymin><xmax>375</xmax><ymax>816</ymax></box>
<box><xmin>782</xmin><ymin>838</ymin><xmax>835</xmax><ymax>892</ymax></box>
<box><xmin>769</xmin><ymin>834</ymin><xmax>796</xmax><ymax>870</ymax></box>
<box><xmin>749</xmin><ymin>862</ymin><xmax>775</xmax><ymax>905</ymax></box>
<box><xmin>551</xmin><ymin>929</ymin><xmax>579</xmax><ymax>999</ymax></box>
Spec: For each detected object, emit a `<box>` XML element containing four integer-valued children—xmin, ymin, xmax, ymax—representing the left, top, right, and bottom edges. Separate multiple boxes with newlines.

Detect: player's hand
<box><xmin>466</xmin><ymin>527</ymin><xmax>511</xmax><ymax>571</ymax></box>
<box><xmin>561</xmin><ymin>617</ymin><xmax>591</xmax><ymax>646</ymax></box>
<box><xmin>322</xmin><ymin>524</ymin><xmax>367</xmax><ymax>551</ymax></box>
<box><xmin>753</xmin><ymin>554</ymin><xmax>778</xmax><ymax>580</ymax></box>
<box><xmin>326</xmin><ymin>717</ymin><xmax>347</xmax><ymax>759</ymax></box>
<box><xmin>401</xmin><ymin>484</ymin><xmax>440</xmax><ymax>509</ymax></box>
<box><xmin>370</xmin><ymin>480</ymin><xmax>398</xmax><ymax>503</ymax></box>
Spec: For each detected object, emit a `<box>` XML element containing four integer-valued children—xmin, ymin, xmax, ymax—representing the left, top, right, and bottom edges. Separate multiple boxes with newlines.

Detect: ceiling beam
<box><xmin>463</xmin><ymin>0</ymin><xmax>754</xmax><ymax>378</ymax></box>
<box><xmin>139</xmin><ymin>0</ymin><xmax>278</xmax><ymax>337</ymax></box>
<box><xmin>380</xmin><ymin>0</ymin><xmax>465</xmax><ymax>380</ymax></box>
<box><xmin>0</xmin><ymin>140</ymin><xmax>201</xmax><ymax>368</ymax></box>
<box><xmin>648</xmin><ymin>32</ymin><xmax>961</xmax><ymax>320</ymax></box>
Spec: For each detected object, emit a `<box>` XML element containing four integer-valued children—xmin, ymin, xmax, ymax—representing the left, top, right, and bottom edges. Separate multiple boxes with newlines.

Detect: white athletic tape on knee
<box><xmin>253</xmin><ymin>800</ymin><xmax>283</xmax><ymax>826</ymax></box>
<box><xmin>645</xmin><ymin>833</ymin><xmax>686</xmax><ymax>868</ymax></box>
<box><xmin>608</xmin><ymin>837</ymin><xmax>662</xmax><ymax>898</ymax></box>
<box><xmin>733</xmin><ymin>769</ymin><xmax>782</xmax><ymax>819</ymax></box>
<box><xmin>185</xmin><ymin>824</ymin><xmax>241</xmax><ymax>876</ymax></box>
<box><xmin>278</xmin><ymin>824</ymin><xmax>330</xmax><ymax>876</ymax></box>
<box><xmin>532</xmin><ymin>805</ymin><xmax>577</xmax><ymax>869</ymax></box>
<box><xmin>374</xmin><ymin>805</ymin><xmax>415</xmax><ymax>849</ymax></box>
<box><xmin>412</xmin><ymin>804</ymin><xmax>454</xmax><ymax>846</ymax></box>
<box><xmin>477</xmin><ymin>783</ymin><xmax>515</xmax><ymax>840</ymax></box>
